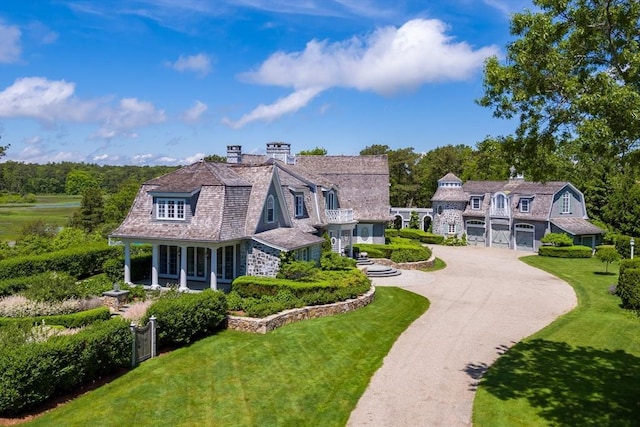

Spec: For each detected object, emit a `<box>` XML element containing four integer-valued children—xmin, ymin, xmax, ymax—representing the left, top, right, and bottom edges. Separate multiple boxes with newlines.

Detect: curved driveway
<box><xmin>348</xmin><ymin>246</ymin><xmax>576</xmax><ymax>427</ymax></box>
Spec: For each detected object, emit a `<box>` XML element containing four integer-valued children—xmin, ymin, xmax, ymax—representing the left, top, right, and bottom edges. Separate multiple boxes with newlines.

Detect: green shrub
<box><xmin>594</xmin><ymin>245</ymin><xmax>621</xmax><ymax>273</ymax></box>
<box><xmin>538</xmin><ymin>245</ymin><xmax>593</xmax><ymax>258</ymax></box>
<box><xmin>103</xmin><ymin>253</ymin><xmax>152</xmax><ymax>283</ymax></box>
<box><xmin>320</xmin><ymin>252</ymin><xmax>357</xmax><ymax>270</ymax></box>
<box><xmin>0</xmin><ymin>318</ymin><xmax>131</xmax><ymax>415</ymax></box>
<box><xmin>541</xmin><ymin>232</ymin><xmax>574</xmax><ymax>247</ymax></box>
<box><xmin>0</xmin><ymin>276</ymin><xmax>32</xmax><ymax>298</ymax></box>
<box><xmin>385</xmin><ymin>229</ymin><xmax>399</xmax><ymax>238</ymax></box>
<box><xmin>354</xmin><ymin>243</ymin><xmax>431</xmax><ymax>263</ymax></box>
<box><xmin>21</xmin><ymin>272</ymin><xmax>79</xmax><ymax>302</ymax></box>
<box><xmin>277</xmin><ymin>260</ymin><xmax>317</xmax><ymax>281</ymax></box>
<box><xmin>0</xmin><ymin>244</ymin><xmax>120</xmax><ymax>281</ymax></box>
<box><xmin>397</xmin><ymin>228</ymin><xmax>444</xmax><ymax>244</ymax></box>
<box><xmin>143</xmin><ymin>289</ymin><xmax>227</xmax><ymax>348</ymax></box>
<box><xmin>618</xmin><ymin>259</ymin><xmax>640</xmax><ymax>308</ymax></box>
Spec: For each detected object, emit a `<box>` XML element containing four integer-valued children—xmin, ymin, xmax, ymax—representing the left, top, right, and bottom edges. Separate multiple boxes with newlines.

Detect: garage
<box><xmin>491</xmin><ymin>223</ymin><xmax>510</xmax><ymax>249</ymax></box>
<box><xmin>515</xmin><ymin>223</ymin><xmax>535</xmax><ymax>251</ymax></box>
<box><xmin>466</xmin><ymin>220</ymin><xmax>485</xmax><ymax>246</ymax></box>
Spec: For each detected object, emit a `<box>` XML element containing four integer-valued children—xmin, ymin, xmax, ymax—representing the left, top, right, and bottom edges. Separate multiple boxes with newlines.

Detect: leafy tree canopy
<box><xmin>478</xmin><ymin>0</ymin><xmax>640</xmax><ymax>180</ymax></box>
<box><xmin>204</xmin><ymin>154</ymin><xmax>227</xmax><ymax>163</ymax></box>
<box><xmin>297</xmin><ymin>147</ymin><xmax>327</xmax><ymax>155</ymax></box>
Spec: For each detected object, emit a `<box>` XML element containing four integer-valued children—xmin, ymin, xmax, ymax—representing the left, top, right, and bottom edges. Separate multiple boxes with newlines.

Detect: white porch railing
<box><xmin>325</xmin><ymin>208</ymin><xmax>354</xmax><ymax>223</ymax></box>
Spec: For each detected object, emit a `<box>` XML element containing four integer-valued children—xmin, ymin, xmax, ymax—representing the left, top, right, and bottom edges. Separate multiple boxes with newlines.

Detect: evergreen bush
<box><xmin>617</xmin><ymin>259</ymin><xmax>640</xmax><ymax>308</ymax></box>
<box><xmin>538</xmin><ymin>245</ymin><xmax>592</xmax><ymax>258</ymax></box>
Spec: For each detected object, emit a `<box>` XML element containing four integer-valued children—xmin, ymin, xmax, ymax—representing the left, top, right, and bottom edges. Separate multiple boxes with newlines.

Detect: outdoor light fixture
<box><xmin>631</xmin><ymin>237</ymin><xmax>635</xmax><ymax>259</ymax></box>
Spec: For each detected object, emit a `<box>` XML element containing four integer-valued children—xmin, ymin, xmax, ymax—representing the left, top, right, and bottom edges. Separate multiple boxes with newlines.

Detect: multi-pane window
<box><xmin>448</xmin><ymin>223</ymin><xmax>456</xmax><ymax>234</ymax></box>
<box><xmin>295</xmin><ymin>194</ymin><xmax>304</xmax><ymax>217</ymax></box>
<box><xmin>471</xmin><ymin>197</ymin><xmax>481</xmax><ymax>210</ymax></box>
<box><xmin>562</xmin><ymin>192</ymin><xmax>571</xmax><ymax>214</ymax></box>
<box><xmin>157</xmin><ymin>199</ymin><xmax>185</xmax><ymax>220</ymax></box>
<box><xmin>496</xmin><ymin>194</ymin><xmax>505</xmax><ymax>210</ymax></box>
<box><xmin>326</xmin><ymin>191</ymin><xmax>336</xmax><ymax>210</ymax></box>
<box><xmin>520</xmin><ymin>198</ymin><xmax>530</xmax><ymax>213</ymax></box>
<box><xmin>266</xmin><ymin>195</ymin><xmax>275</xmax><ymax>223</ymax></box>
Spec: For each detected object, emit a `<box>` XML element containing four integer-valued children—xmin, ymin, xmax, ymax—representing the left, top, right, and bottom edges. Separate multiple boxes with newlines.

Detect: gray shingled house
<box><xmin>110</xmin><ymin>143</ymin><xmax>391</xmax><ymax>291</ymax></box>
<box><xmin>431</xmin><ymin>172</ymin><xmax>603</xmax><ymax>251</ymax></box>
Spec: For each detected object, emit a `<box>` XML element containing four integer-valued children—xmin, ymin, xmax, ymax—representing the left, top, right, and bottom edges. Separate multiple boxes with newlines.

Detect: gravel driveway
<box><xmin>347</xmin><ymin>245</ymin><xmax>577</xmax><ymax>427</ymax></box>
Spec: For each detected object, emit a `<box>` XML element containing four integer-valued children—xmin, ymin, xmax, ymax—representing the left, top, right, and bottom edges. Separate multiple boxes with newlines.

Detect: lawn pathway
<box><xmin>347</xmin><ymin>246</ymin><xmax>577</xmax><ymax>426</ymax></box>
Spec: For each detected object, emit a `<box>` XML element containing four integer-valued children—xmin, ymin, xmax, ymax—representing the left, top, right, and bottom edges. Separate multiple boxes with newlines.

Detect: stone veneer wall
<box><xmin>433</xmin><ymin>201</ymin><xmax>466</xmax><ymax>238</ymax></box>
<box><xmin>227</xmin><ymin>286</ymin><xmax>376</xmax><ymax>334</ymax></box>
<box><xmin>245</xmin><ymin>241</ymin><xmax>281</xmax><ymax>277</ymax></box>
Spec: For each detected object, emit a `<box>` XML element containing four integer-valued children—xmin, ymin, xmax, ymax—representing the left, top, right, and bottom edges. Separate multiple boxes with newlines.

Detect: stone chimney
<box><xmin>266</xmin><ymin>142</ymin><xmax>294</xmax><ymax>164</ymax></box>
<box><xmin>227</xmin><ymin>145</ymin><xmax>242</xmax><ymax>164</ymax></box>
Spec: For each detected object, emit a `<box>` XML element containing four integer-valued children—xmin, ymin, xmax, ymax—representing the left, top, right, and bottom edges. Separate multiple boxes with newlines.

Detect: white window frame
<box><xmin>448</xmin><ymin>223</ymin><xmax>456</xmax><ymax>234</ymax></box>
<box><xmin>156</xmin><ymin>198</ymin><xmax>185</xmax><ymax>220</ymax></box>
<box><xmin>471</xmin><ymin>197</ymin><xmax>481</xmax><ymax>210</ymax></box>
<box><xmin>265</xmin><ymin>195</ymin><xmax>276</xmax><ymax>223</ymax></box>
<box><xmin>496</xmin><ymin>194</ymin><xmax>506</xmax><ymax>210</ymax></box>
<box><xmin>326</xmin><ymin>190</ymin><xmax>336</xmax><ymax>210</ymax></box>
<box><xmin>520</xmin><ymin>198</ymin><xmax>530</xmax><ymax>213</ymax></box>
<box><xmin>294</xmin><ymin>193</ymin><xmax>304</xmax><ymax>217</ymax></box>
<box><xmin>562</xmin><ymin>192</ymin><xmax>571</xmax><ymax>214</ymax></box>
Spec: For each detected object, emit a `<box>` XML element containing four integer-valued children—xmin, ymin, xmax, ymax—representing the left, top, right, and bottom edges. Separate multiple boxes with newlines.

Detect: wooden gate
<box><xmin>131</xmin><ymin>316</ymin><xmax>157</xmax><ymax>367</ymax></box>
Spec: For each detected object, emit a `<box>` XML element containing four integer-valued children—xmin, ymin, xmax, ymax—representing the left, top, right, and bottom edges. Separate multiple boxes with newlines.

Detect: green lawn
<box><xmin>24</xmin><ymin>287</ymin><xmax>429</xmax><ymax>427</ymax></box>
<box><xmin>473</xmin><ymin>256</ymin><xmax>640</xmax><ymax>427</ymax></box>
<box><xmin>0</xmin><ymin>195</ymin><xmax>80</xmax><ymax>242</ymax></box>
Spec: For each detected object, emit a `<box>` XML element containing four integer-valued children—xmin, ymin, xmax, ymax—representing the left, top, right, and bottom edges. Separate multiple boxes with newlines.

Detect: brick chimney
<box><xmin>226</xmin><ymin>145</ymin><xmax>242</xmax><ymax>164</ymax></box>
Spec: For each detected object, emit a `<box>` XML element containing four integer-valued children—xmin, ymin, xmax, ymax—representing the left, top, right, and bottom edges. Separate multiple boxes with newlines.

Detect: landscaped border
<box><xmin>227</xmin><ymin>286</ymin><xmax>376</xmax><ymax>334</ymax></box>
<box><xmin>370</xmin><ymin>255</ymin><xmax>435</xmax><ymax>270</ymax></box>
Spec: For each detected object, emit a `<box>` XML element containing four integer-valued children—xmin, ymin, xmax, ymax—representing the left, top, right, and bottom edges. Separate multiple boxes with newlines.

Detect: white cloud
<box><xmin>226</xmin><ymin>18</ymin><xmax>498</xmax><ymax>127</ymax></box>
<box><xmin>222</xmin><ymin>87</ymin><xmax>323</xmax><ymax>129</ymax></box>
<box><xmin>0</xmin><ymin>77</ymin><xmax>166</xmax><ymax>140</ymax></box>
<box><xmin>182</xmin><ymin>100</ymin><xmax>208</xmax><ymax>123</ymax></box>
<box><xmin>0</xmin><ymin>77</ymin><xmax>98</xmax><ymax>122</ymax></box>
<box><xmin>0</xmin><ymin>23</ymin><xmax>22</xmax><ymax>63</ymax></box>
<box><xmin>183</xmin><ymin>152</ymin><xmax>206</xmax><ymax>164</ymax></box>
<box><xmin>167</xmin><ymin>53</ymin><xmax>212</xmax><ymax>76</ymax></box>
<box><xmin>95</xmin><ymin>98</ymin><xmax>166</xmax><ymax>139</ymax></box>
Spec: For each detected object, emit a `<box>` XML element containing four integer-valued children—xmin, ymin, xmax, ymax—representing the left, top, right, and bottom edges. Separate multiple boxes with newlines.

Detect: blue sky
<box><xmin>0</xmin><ymin>0</ymin><xmax>533</xmax><ymax>165</ymax></box>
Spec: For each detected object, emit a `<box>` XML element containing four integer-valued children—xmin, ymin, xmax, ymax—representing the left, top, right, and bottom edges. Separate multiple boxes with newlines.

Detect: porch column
<box><xmin>210</xmin><ymin>248</ymin><xmax>218</xmax><ymax>290</ymax></box>
<box><xmin>151</xmin><ymin>244</ymin><xmax>159</xmax><ymax>289</ymax></box>
<box><xmin>123</xmin><ymin>241</ymin><xmax>131</xmax><ymax>284</ymax></box>
<box><xmin>179</xmin><ymin>245</ymin><xmax>188</xmax><ymax>291</ymax></box>
<box><xmin>348</xmin><ymin>229</ymin><xmax>354</xmax><ymax>257</ymax></box>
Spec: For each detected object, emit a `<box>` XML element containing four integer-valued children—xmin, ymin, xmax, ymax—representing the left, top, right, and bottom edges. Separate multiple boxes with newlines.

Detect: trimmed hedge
<box><xmin>538</xmin><ymin>245</ymin><xmax>593</xmax><ymax>258</ymax></box>
<box><xmin>615</xmin><ymin>235</ymin><xmax>636</xmax><ymax>259</ymax></box>
<box><xmin>353</xmin><ymin>243</ymin><xmax>432</xmax><ymax>263</ymax></box>
<box><xmin>397</xmin><ymin>228</ymin><xmax>444</xmax><ymax>244</ymax></box>
<box><xmin>104</xmin><ymin>253</ymin><xmax>153</xmax><ymax>283</ymax></box>
<box><xmin>0</xmin><ymin>318</ymin><xmax>131</xmax><ymax>415</ymax></box>
<box><xmin>143</xmin><ymin>289</ymin><xmax>227</xmax><ymax>348</ymax></box>
<box><xmin>0</xmin><ymin>244</ymin><xmax>120</xmax><ymax>280</ymax></box>
<box><xmin>0</xmin><ymin>276</ymin><xmax>33</xmax><ymax>298</ymax></box>
<box><xmin>0</xmin><ymin>306</ymin><xmax>111</xmax><ymax>329</ymax></box>
<box><xmin>618</xmin><ymin>258</ymin><xmax>640</xmax><ymax>309</ymax></box>
<box><xmin>231</xmin><ymin>269</ymin><xmax>371</xmax><ymax>317</ymax></box>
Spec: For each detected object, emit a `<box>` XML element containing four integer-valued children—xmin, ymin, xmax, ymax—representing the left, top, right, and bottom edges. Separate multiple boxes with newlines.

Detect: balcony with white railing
<box><xmin>325</xmin><ymin>208</ymin><xmax>354</xmax><ymax>223</ymax></box>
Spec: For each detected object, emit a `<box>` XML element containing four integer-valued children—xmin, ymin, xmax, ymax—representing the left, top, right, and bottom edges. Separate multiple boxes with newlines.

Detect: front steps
<box><xmin>357</xmin><ymin>255</ymin><xmax>401</xmax><ymax>277</ymax></box>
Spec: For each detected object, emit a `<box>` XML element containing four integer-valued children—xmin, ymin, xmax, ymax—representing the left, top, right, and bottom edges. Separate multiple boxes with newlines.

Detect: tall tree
<box><xmin>478</xmin><ymin>0</ymin><xmax>640</xmax><ymax>180</ymax></box>
<box><xmin>413</xmin><ymin>145</ymin><xmax>473</xmax><ymax>207</ymax></box>
<box><xmin>360</xmin><ymin>145</ymin><xmax>419</xmax><ymax>207</ymax></box>
<box><xmin>70</xmin><ymin>187</ymin><xmax>104</xmax><ymax>232</ymax></box>
<box><xmin>65</xmin><ymin>169</ymin><xmax>99</xmax><ymax>195</ymax></box>
<box><xmin>0</xmin><ymin>143</ymin><xmax>8</xmax><ymax>159</ymax></box>
<box><xmin>297</xmin><ymin>147</ymin><xmax>327</xmax><ymax>155</ymax></box>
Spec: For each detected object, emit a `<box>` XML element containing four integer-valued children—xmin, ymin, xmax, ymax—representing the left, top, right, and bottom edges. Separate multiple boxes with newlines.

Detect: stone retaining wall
<box><xmin>370</xmin><ymin>256</ymin><xmax>435</xmax><ymax>270</ymax></box>
<box><xmin>227</xmin><ymin>286</ymin><xmax>376</xmax><ymax>334</ymax></box>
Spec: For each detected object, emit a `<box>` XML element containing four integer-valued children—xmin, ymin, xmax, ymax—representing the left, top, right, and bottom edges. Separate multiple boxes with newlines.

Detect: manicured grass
<box><xmin>24</xmin><ymin>287</ymin><xmax>429</xmax><ymax>427</ymax></box>
<box><xmin>0</xmin><ymin>195</ymin><xmax>80</xmax><ymax>242</ymax></box>
<box><xmin>473</xmin><ymin>256</ymin><xmax>640</xmax><ymax>427</ymax></box>
<box><xmin>421</xmin><ymin>257</ymin><xmax>446</xmax><ymax>272</ymax></box>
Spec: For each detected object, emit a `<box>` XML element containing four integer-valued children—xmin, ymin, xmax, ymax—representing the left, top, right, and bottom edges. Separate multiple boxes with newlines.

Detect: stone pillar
<box><xmin>179</xmin><ymin>245</ymin><xmax>188</xmax><ymax>291</ymax></box>
<box><xmin>124</xmin><ymin>241</ymin><xmax>131</xmax><ymax>284</ymax></box>
<box><xmin>151</xmin><ymin>244</ymin><xmax>159</xmax><ymax>289</ymax></box>
<box><xmin>210</xmin><ymin>248</ymin><xmax>218</xmax><ymax>290</ymax></box>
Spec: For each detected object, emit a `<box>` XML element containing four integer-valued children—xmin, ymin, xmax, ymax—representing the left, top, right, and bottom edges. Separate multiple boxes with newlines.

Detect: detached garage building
<box><xmin>431</xmin><ymin>173</ymin><xmax>603</xmax><ymax>252</ymax></box>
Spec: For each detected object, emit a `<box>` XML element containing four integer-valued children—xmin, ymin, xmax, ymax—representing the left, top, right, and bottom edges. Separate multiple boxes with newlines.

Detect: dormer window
<box><xmin>326</xmin><ymin>190</ymin><xmax>336</xmax><ymax>210</ymax></box>
<box><xmin>295</xmin><ymin>194</ymin><xmax>304</xmax><ymax>217</ymax></box>
<box><xmin>266</xmin><ymin>195</ymin><xmax>275</xmax><ymax>223</ymax></box>
<box><xmin>471</xmin><ymin>197</ymin><xmax>481</xmax><ymax>210</ymax></box>
<box><xmin>562</xmin><ymin>192</ymin><xmax>571</xmax><ymax>214</ymax></box>
<box><xmin>520</xmin><ymin>198</ymin><xmax>530</xmax><ymax>213</ymax></box>
<box><xmin>157</xmin><ymin>198</ymin><xmax>185</xmax><ymax>220</ymax></box>
<box><xmin>496</xmin><ymin>194</ymin><xmax>506</xmax><ymax>210</ymax></box>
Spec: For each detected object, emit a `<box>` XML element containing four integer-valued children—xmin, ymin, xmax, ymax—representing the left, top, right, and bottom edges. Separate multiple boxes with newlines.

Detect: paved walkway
<box><xmin>347</xmin><ymin>246</ymin><xmax>577</xmax><ymax>427</ymax></box>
